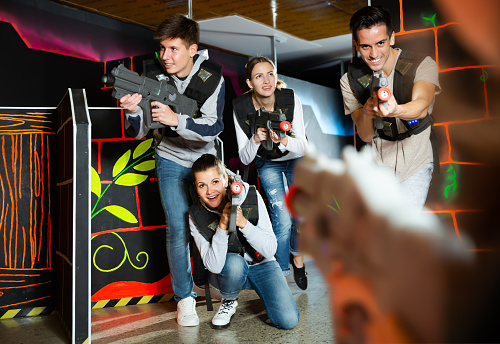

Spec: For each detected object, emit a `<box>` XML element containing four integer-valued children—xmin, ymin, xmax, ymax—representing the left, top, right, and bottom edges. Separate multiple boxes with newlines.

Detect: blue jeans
<box><xmin>400</xmin><ymin>163</ymin><xmax>433</xmax><ymax>210</ymax></box>
<box><xmin>155</xmin><ymin>155</ymin><xmax>196</xmax><ymax>301</ymax></box>
<box><xmin>208</xmin><ymin>253</ymin><xmax>299</xmax><ymax>329</ymax></box>
<box><xmin>256</xmin><ymin>158</ymin><xmax>300</xmax><ymax>275</ymax></box>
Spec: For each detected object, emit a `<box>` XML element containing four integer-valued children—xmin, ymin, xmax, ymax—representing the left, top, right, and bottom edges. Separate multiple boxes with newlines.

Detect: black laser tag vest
<box><xmin>145</xmin><ymin>58</ymin><xmax>223</xmax><ymax>114</ymax></box>
<box><xmin>348</xmin><ymin>49</ymin><xmax>433</xmax><ymax>141</ymax></box>
<box><xmin>188</xmin><ymin>185</ymin><xmax>262</xmax><ymax>262</ymax></box>
<box><xmin>170</xmin><ymin>60</ymin><xmax>223</xmax><ymax>113</ymax></box>
<box><xmin>233</xmin><ymin>88</ymin><xmax>295</xmax><ymax>160</ymax></box>
<box><xmin>143</xmin><ymin>57</ymin><xmax>223</xmax><ymax>138</ymax></box>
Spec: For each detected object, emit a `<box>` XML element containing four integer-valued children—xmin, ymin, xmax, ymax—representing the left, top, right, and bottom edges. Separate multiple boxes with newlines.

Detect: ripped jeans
<box><xmin>256</xmin><ymin>157</ymin><xmax>300</xmax><ymax>275</ymax></box>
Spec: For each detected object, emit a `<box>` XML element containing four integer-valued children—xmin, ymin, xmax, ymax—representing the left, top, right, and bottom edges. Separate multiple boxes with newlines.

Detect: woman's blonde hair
<box><xmin>245</xmin><ymin>56</ymin><xmax>286</xmax><ymax>90</ymax></box>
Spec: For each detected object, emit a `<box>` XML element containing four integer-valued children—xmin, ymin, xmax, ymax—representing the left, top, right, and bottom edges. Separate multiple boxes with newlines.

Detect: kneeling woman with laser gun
<box><xmin>189</xmin><ymin>154</ymin><xmax>299</xmax><ymax>330</ymax></box>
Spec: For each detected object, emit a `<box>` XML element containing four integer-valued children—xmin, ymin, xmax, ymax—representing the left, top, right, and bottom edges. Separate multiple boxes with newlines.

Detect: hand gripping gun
<box><xmin>249</xmin><ymin>108</ymin><xmax>291</xmax><ymax>150</ymax></box>
<box><xmin>102</xmin><ymin>64</ymin><xmax>197</xmax><ymax>129</ymax></box>
<box><xmin>372</xmin><ymin>70</ymin><xmax>392</xmax><ymax>130</ymax></box>
<box><xmin>228</xmin><ymin>171</ymin><xmax>244</xmax><ymax>233</ymax></box>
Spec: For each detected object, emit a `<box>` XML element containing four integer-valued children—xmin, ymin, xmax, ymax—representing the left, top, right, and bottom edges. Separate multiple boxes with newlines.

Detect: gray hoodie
<box><xmin>125</xmin><ymin>49</ymin><xmax>225</xmax><ymax>168</ymax></box>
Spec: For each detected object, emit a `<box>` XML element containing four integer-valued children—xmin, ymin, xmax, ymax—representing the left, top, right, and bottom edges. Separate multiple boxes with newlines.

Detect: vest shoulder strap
<box><xmin>188</xmin><ymin>203</ymin><xmax>220</xmax><ymax>243</ymax></box>
<box><xmin>232</xmin><ymin>92</ymin><xmax>254</xmax><ymax>138</ymax></box>
<box><xmin>275</xmin><ymin>88</ymin><xmax>295</xmax><ymax>123</ymax></box>
<box><xmin>240</xmin><ymin>185</ymin><xmax>259</xmax><ymax>226</ymax></box>
<box><xmin>183</xmin><ymin>60</ymin><xmax>223</xmax><ymax>111</ymax></box>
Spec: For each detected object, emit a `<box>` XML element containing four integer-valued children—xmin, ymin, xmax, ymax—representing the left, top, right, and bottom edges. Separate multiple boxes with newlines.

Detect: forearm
<box><xmin>281</xmin><ymin>135</ymin><xmax>307</xmax><ymax>155</ymax></box>
<box><xmin>190</xmin><ymin>218</ymin><xmax>229</xmax><ymax>274</ymax></box>
<box><xmin>392</xmin><ymin>98</ymin><xmax>431</xmax><ymax>121</ymax></box>
<box><xmin>387</xmin><ymin>80</ymin><xmax>436</xmax><ymax>121</ymax></box>
<box><xmin>239</xmin><ymin>193</ymin><xmax>277</xmax><ymax>258</ymax></box>
<box><xmin>125</xmin><ymin>108</ymin><xmax>149</xmax><ymax>139</ymax></box>
<box><xmin>234</xmin><ymin>112</ymin><xmax>259</xmax><ymax>164</ymax></box>
<box><xmin>172</xmin><ymin>78</ymin><xmax>225</xmax><ymax>142</ymax></box>
<box><xmin>352</xmin><ymin>108</ymin><xmax>375</xmax><ymax>142</ymax></box>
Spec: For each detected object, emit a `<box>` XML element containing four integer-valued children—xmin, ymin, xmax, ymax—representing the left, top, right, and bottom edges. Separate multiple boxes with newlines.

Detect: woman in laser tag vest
<box><xmin>233</xmin><ymin>56</ymin><xmax>309</xmax><ymax>289</ymax></box>
<box><xmin>189</xmin><ymin>154</ymin><xmax>299</xmax><ymax>330</ymax></box>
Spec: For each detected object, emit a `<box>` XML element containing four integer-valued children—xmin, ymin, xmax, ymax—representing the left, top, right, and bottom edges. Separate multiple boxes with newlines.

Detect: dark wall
<box><xmin>0</xmin><ymin>21</ymin><xmax>103</xmax><ymax>107</ymax></box>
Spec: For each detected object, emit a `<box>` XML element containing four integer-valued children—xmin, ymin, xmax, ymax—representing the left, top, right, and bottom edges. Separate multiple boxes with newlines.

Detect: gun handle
<box><xmin>139</xmin><ymin>99</ymin><xmax>153</xmax><ymax>129</ymax></box>
<box><xmin>228</xmin><ymin>203</ymin><xmax>237</xmax><ymax>233</ymax></box>
<box><xmin>262</xmin><ymin>134</ymin><xmax>274</xmax><ymax>151</ymax></box>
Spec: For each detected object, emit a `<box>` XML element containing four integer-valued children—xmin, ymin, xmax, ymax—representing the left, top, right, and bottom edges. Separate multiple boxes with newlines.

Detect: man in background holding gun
<box><xmin>340</xmin><ymin>6</ymin><xmax>440</xmax><ymax>209</ymax></box>
<box><xmin>117</xmin><ymin>13</ymin><xmax>225</xmax><ymax>327</ymax></box>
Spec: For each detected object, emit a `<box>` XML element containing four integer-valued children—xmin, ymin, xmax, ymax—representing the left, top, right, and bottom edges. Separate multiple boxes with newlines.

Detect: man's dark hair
<box><xmin>154</xmin><ymin>14</ymin><xmax>200</xmax><ymax>47</ymax></box>
<box><xmin>349</xmin><ymin>6</ymin><xmax>393</xmax><ymax>44</ymax></box>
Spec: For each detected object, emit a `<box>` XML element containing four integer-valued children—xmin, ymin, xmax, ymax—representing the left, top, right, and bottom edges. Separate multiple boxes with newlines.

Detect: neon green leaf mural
<box><xmin>91</xmin><ymin>139</ymin><xmax>155</xmax><ymax>223</ymax></box>
<box><xmin>115</xmin><ymin>173</ymin><xmax>149</xmax><ymax>186</ymax></box>
<box><xmin>91</xmin><ymin>166</ymin><xmax>101</xmax><ymax>197</ymax></box>
<box><xmin>422</xmin><ymin>13</ymin><xmax>437</xmax><ymax>27</ymax></box>
<box><xmin>444</xmin><ymin>165</ymin><xmax>457</xmax><ymax>199</ymax></box>
<box><xmin>103</xmin><ymin>205</ymin><xmax>138</xmax><ymax>223</ymax></box>
<box><xmin>133</xmin><ymin>138</ymin><xmax>153</xmax><ymax>159</ymax></box>
<box><xmin>113</xmin><ymin>150</ymin><xmax>131</xmax><ymax>177</ymax></box>
<box><xmin>133</xmin><ymin>160</ymin><xmax>155</xmax><ymax>172</ymax></box>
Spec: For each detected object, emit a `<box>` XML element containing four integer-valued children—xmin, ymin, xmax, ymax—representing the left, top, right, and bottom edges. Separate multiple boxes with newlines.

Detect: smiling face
<box><xmin>355</xmin><ymin>24</ymin><xmax>396</xmax><ymax>74</ymax></box>
<box><xmin>246</xmin><ymin>62</ymin><xmax>277</xmax><ymax>99</ymax></box>
<box><xmin>194</xmin><ymin>167</ymin><xmax>228</xmax><ymax>211</ymax></box>
<box><xmin>158</xmin><ymin>37</ymin><xmax>197</xmax><ymax>78</ymax></box>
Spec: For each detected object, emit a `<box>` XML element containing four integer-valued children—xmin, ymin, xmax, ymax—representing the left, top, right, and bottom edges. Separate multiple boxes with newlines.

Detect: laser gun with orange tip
<box><xmin>372</xmin><ymin>70</ymin><xmax>392</xmax><ymax>130</ymax></box>
<box><xmin>249</xmin><ymin>108</ymin><xmax>291</xmax><ymax>151</ymax></box>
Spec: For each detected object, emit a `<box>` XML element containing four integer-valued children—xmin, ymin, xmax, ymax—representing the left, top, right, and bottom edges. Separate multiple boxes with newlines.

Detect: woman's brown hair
<box><xmin>245</xmin><ymin>56</ymin><xmax>286</xmax><ymax>90</ymax></box>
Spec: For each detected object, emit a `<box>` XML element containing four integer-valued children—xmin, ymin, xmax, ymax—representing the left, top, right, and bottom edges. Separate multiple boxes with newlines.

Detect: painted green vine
<box><xmin>91</xmin><ymin>138</ymin><xmax>155</xmax><ymax>223</ymax></box>
<box><xmin>92</xmin><ymin>232</ymin><xmax>149</xmax><ymax>272</ymax></box>
<box><xmin>422</xmin><ymin>13</ymin><xmax>437</xmax><ymax>27</ymax></box>
<box><xmin>444</xmin><ymin>164</ymin><xmax>457</xmax><ymax>199</ymax></box>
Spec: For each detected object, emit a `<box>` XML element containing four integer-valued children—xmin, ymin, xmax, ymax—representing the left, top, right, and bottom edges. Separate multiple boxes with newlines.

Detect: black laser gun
<box><xmin>372</xmin><ymin>70</ymin><xmax>392</xmax><ymax>130</ymax></box>
<box><xmin>248</xmin><ymin>108</ymin><xmax>291</xmax><ymax>151</ymax></box>
<box><xmin>102</xmin><ymin>64</ymin><xmax>197</xmax><ymax>130</ymax></box>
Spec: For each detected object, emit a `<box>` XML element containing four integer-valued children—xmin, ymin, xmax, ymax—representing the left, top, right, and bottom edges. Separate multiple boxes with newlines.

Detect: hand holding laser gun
<box><xmin>102</xmin><ymin>64</ymin><xmax>197</xmax><ymax>129</ymax></box>
<box><xmin>228</xmin><ymin>171</ymin><xmax>244</xmax><ymax>233</ymax></box>
<box><xmin>284</xmin><ymin>148</ymin><xmax>473</xmax><ymax>344</ymax></box>
<box><xmin>372</xmin><ymin>71</ymin><xmax>392</xmax><ymax>130</ymax></box>
<box><xmin>249</xmin><ymin>108</ymin><xmax>291</xmax><ymax>150</ymax></box>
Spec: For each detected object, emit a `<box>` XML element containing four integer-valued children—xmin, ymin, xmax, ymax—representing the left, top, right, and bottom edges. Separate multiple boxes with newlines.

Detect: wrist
<box><xmin>238</xmin><ymin>218</ymin><xmax>248</xmax><ymax>229</ymax></box>
<box><xmin>219</xmin><ymin>220</ymin><xmax>228</xmax><ymax>231</ymax></box>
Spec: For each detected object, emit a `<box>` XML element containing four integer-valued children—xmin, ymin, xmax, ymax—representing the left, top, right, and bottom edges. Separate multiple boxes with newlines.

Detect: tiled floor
<box><xmin>2</xmin><ymin>256</ymin><xmax>334</xmax><ymax>344</ymax></box>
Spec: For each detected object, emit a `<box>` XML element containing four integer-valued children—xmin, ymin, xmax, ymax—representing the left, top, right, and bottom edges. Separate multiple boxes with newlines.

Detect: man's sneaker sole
<box><xmin>177</xmin><ymin>318</ymin><xmax>200</xmax><ymax>327</ymax></box>
<box><xmin>210</xmin><ymin>316</ymin><xmax>233</xmax><ymax>330</ymax></box>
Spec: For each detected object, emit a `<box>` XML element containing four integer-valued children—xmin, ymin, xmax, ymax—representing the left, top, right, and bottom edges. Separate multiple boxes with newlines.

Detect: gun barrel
<box><xmin>101</xmin><ymin>74</ymin><xmax>115</xmax><ymax>86</ymax></box>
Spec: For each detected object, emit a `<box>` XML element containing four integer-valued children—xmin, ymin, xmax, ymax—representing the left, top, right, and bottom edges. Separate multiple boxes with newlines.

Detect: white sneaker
<box><xmin>177</xmin><ymin>296</ymin><xmax>199</xmax><ymax>327</ymax></box>
<box><xmin>211</xmin><ymin>299</ymin><xmax>238</xmax><ymax>329</ymax></box>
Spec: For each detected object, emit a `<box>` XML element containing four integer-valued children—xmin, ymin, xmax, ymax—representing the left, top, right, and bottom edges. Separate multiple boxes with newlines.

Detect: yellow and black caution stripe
<box><xmin>91</xmin><ymin>293</ymin><xmax>174</xmax><ymax>309</ymax></box>
<box><xmin>0</xmin><ymin>306</ymin><xmax>53</xmax><ymax>319</ymax></box>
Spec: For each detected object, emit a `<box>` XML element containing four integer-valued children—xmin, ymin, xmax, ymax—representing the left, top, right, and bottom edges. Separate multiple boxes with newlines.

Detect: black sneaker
<box><xmin>290</xmin><ymin>254</ymin><xmax>308</xmax><ymax>290</ymax></box>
